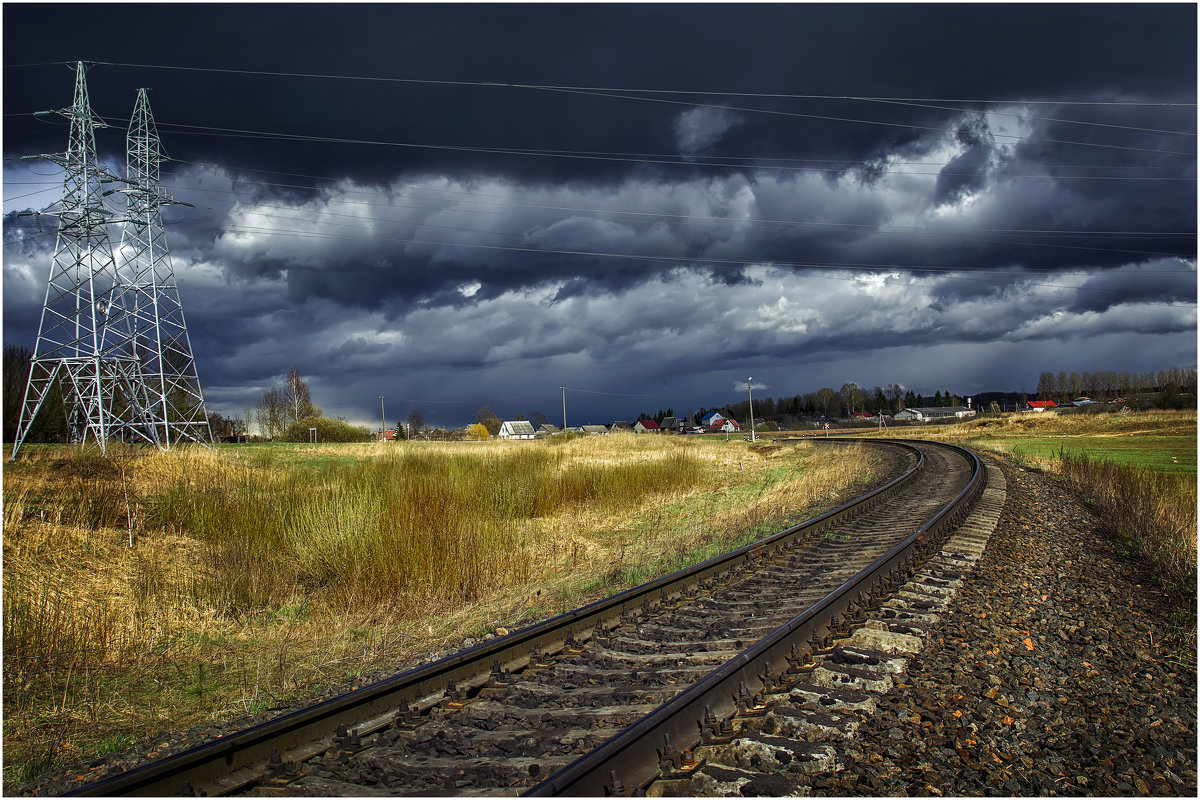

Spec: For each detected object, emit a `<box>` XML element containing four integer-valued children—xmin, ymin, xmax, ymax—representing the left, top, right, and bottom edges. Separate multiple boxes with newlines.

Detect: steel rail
<box><xmin>526</xmin><ymin>439</ymin><xmax>984</xmax><ymax>796</ymax></box>
<box><xmin>64</xmin><ymin>438</ymin><xmax>925</xmax><ymax>797</ymax></box>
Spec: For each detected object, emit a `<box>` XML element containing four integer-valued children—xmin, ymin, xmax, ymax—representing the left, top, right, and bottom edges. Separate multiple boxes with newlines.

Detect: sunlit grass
<box><xmin>2</xmin><ymin>435</ymin><xmax>876</xmax><ymax>788</ymax></box>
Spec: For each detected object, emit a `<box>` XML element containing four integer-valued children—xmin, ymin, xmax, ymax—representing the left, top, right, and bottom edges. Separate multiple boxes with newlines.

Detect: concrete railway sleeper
<box><xmin>64</xmin><ymin>439</ymin><xmax>984</xmax><ymax>797</ymax></box>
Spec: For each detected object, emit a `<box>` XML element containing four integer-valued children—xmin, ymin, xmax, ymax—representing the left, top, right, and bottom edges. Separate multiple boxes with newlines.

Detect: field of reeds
<box><xmin>866</xmin><ymin>409</ymin><xmax>1197</xmax><ymax>660</ymax></box>
<box><xmin>2</xmin><ymin>434</ymin><xmax>877</xmax><ymax>788</ymax></box>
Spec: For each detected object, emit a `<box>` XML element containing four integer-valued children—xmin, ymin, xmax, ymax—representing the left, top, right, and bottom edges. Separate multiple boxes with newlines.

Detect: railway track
<box><xmin>66</xmin><ymin>438</ymin><xmax>985</xmax><ymax>797</ymax></box>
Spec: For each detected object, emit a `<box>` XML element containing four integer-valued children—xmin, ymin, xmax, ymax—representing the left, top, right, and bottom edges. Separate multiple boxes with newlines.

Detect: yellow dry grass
<box><xmin>2</xmin><ymin>435</ymin><xmax>875</xmax><ymax>788</ymax></box>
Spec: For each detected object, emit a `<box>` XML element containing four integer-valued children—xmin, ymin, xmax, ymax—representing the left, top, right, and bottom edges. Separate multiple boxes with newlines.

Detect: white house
<box><xmin>895</xmin><ymin>406</ymin><xmax>977</xmax><ymax>422</ymax></box>
<box><xmin>498</xmin><ymin>420</ymin><xmax>536</xmax><ymax>439</ymax></box>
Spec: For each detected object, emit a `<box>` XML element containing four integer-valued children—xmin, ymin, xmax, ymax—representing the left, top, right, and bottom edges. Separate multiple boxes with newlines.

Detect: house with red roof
<box><xmin>633</xmin><ymin>419</ymin><xmax>661</xmax><ymax>433</ymax></box>
<box><xmin>1026</xmin><ymin>400</ymin><xmax>1058</xmax><ymax>412</ymax></box>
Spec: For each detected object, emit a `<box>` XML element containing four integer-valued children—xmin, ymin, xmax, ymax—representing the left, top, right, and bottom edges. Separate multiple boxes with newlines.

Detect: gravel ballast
<box><xmin>807</xmin><ymin>454</ymin><xmax>1196</xmax><ymax>796</ymax></box>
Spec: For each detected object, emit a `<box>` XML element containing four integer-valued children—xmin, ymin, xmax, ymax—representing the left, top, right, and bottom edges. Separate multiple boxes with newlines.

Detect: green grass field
<box><xmin>872</xmin><ymin>409</ymin><xmax>1196</xmax><ymax>477</ymax></box>
<box><xmin>1005</xmin><ymin>434</ymin><xmax>1196</xmax><ymax>475</ymax></box>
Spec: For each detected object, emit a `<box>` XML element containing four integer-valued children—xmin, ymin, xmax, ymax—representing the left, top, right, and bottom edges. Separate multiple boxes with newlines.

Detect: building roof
<box><xmin>701</xmin><ymin>412</ymin><xmax>724</xmax><ymax>423</ymax></box>
<box><xmin>659</xmin><ymin>416</ymin><xmax>678</xmax><ymax>429</ymax></box>
<box><xmin>500</xmin><ymin>420</ymin><xmax>536</xmax><ymax>435</ymax></box>
<box><xmin>635</xmin><ymin>419</ymin><xmax>661</xmax><ymax>429</ymax></box>
<box><xmin>581</xmin><ymin>424</ymin><xmax>609</xmax><ymax>434</ymax></box>
<box><xmin>1027</xmin><ymin>400</ymin><xmax>1057</xmax><ymax>409</ymax></box>
<box><xmin>610</xmin><ymin>420</ymin><xmax>633</xmax><ymax>430</ymax></box>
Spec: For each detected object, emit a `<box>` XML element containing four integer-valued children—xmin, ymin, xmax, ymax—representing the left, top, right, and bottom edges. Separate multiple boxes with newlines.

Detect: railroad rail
<box><xmin>65</xmin><ymin>438</ymin><xmax>984</xmax><ymax>797</ymax></box>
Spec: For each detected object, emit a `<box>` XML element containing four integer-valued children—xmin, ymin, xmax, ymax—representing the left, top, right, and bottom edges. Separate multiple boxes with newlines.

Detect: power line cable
<box><xmin>79</xmin><ymin>60</ymin><xmax>1196</xmax><ymax>108</ymax></box>
<box><xmin>9</xmin><ymin>111</ymin><xmax>1195</xmax><ymax>180</ymax></box>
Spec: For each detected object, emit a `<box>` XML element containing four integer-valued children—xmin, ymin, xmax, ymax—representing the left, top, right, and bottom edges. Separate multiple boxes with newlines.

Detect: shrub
<box><xmin>280</xmin><ymin>416</ymin><xmax>373</xmax><ymax>443</ymax></box>
<box><xmin>464</xmin><ymin>423</ymin><xmax>490</xmax><ymax>441</ymax></box>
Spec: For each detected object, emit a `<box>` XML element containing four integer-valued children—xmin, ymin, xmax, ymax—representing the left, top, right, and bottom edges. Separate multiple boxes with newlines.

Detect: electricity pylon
<box><xmin>115</xmin><ymin>87</ymin><xmax>213</xmax><ymax>449</ymax></box>
<box><xmin>10</xmin><ymin>63</ymin><xmax>172</xmax><ymax>459</ymax></box>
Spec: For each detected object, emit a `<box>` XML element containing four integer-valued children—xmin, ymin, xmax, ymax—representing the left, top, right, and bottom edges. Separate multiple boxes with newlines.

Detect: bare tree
<box><xmin>282</xmin><ymin>367</ymin><xmax>318</xmax><ymax>421</ymax></box>
<box><xmin>886</xmin><ymin>383</ymin><xmax>904</xmax><ymax>413</ymax></box>
<box><xmin>407</xmin><ymin>409</ymin><xmax>425</xmax><ymax>436</ymax></box>
<box><xmin>816</xmin><ymin>387</ymin><xmax>837</xmax><ymax>419</ymax></box>
<box><xmin>839</xmin><ymin>382</ymin><xmax>864</xmax><ymax>417</ymax></box>
<box><xmin>256</xmin><ymin>387</ymin><xmax>286</xmax><ymax>439</ymax></box>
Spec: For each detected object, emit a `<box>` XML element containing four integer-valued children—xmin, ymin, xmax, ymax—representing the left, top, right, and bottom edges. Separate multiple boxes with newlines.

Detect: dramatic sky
<box><xmin>3</xmin><ymin>3</ymin><xmax>1196</xmax><ymax>429</ymax></box>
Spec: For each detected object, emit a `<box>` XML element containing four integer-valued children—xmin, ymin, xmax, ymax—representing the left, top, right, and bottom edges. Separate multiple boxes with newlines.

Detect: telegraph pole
<box><xmin>379</xmin><ymin>395</ymin><xmax>386</xmax><ymax>441</ymax></box>
<box><xmin>747</xmin><ymin>377</ymin><xmax>756</xmax><ymax>443</ymax></box>
<box><xmin>561</xmin><ymin>386</ymin><xmax>567</xmax><ymax>431</ymax></box>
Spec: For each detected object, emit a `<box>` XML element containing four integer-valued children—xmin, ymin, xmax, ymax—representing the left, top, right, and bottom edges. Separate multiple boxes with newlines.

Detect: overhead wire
<box><xmin>75</xmin><ymin>60</ymin><xmax>1197</xmax><ymax>109</ymax></box>
<box><xmin>7</xmin><ymin>110</ymin><xmax>1195</xmax><ymax>181</ymax></box>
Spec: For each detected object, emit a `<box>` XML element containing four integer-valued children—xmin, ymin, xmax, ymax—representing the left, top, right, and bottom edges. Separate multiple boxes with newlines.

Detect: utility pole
<box><xmin>747</xmin><ymin>377</ymin><xmax>756</xmax><ymax>443</ymax></box>
<box><xmin>561</xmin><ymin>386</ymin><xmax>567</xmax><ymax>432</ymax></box>
<box><xmin>379</xmin><ymin>395</ymin><xmax>386</xmax><ymax>441</ymax></box>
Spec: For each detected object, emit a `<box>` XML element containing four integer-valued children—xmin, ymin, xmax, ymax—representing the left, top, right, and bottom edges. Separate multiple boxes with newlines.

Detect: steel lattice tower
<box><xmin>116</xmin><ymin>87</ymin><xmax>213</xmax><ymax>449</ymax></box>
<box><xmin>10</xmin><ymin>63</ymin><xmax>170</xmax><ymax>459</ymax></box>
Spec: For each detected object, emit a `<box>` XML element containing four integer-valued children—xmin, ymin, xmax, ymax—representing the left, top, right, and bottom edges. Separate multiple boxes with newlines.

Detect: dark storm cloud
<box><xmin>3</xmin><ymin>4</ymin><xmax>1195</xmax><ymax>426</ymax></box>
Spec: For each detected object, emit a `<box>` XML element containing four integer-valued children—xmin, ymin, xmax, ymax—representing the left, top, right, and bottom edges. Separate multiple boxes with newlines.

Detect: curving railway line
<box><xmin>65</xmin><ymin>438</ymin><xmax>987</xmax><ymax>797</ymax></box>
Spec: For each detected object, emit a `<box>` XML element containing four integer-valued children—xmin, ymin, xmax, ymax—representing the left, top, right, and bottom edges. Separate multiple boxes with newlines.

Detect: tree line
<box><xmin>1035</xmin><ymin>369</ymin><xmax>1197</xmax><ymax>407</ymax></box>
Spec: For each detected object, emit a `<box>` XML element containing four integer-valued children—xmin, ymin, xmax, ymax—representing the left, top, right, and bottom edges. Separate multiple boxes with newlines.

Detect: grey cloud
<box><xmin>675</xmin><ymin>107</ymin><xmax>744</xmax><ymax>157</ymax></box>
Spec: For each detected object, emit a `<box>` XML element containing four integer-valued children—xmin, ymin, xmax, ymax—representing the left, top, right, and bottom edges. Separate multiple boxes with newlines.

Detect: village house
<box><xmin>633</xmin><ymin>419</ymin><xmax>661</xmax><ymax>433</ymax></box>
<box><xmin>1025</xmin><ymin>400</ymin><xmax>1057</xmax><ymax>412</ymax></box>
<box><xmin>498</xmin><ymin>420</ymin><xmax>536</xmax><ymax>439</ymax></box>
<box><xmin>894</xmin><ymin>406</ymin><xmax>977</xmax><ymax>422</ymax></box>
<box><xmin>580</xmin><ymin>424</ymin><xmax>609</xmax><ymax>435</ymax></box>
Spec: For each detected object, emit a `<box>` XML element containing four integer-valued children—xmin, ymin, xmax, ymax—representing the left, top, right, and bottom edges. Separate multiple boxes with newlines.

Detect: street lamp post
<box><xmin>747</xmin><ymin>377</ymin><xmax>756</xmax><ymax>443</ymax></box>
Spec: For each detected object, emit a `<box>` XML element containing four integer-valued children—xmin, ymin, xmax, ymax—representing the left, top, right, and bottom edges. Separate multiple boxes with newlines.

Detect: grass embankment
<box><xmin>871</xmin><ymin>410</ymin><xmax>1197</xmax><ymax>664</ymax></box>
<box><xmin>2</xmin><ymin>435</ymin><xmax>876</xmax><ymax>788</ymax></box>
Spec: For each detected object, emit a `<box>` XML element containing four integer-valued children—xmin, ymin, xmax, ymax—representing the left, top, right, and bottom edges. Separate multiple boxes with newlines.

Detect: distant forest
<box><xmin>661</xmin><ymin>368</ymin><xmax>1198</xmax><ymax>429</ymax></box>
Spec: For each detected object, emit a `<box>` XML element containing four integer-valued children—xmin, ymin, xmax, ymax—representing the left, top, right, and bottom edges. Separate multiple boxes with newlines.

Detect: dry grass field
<box><xmin>2</xmin><ymin>434</ymin><xmax>878</xmax><ymax>787</ymax></box>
